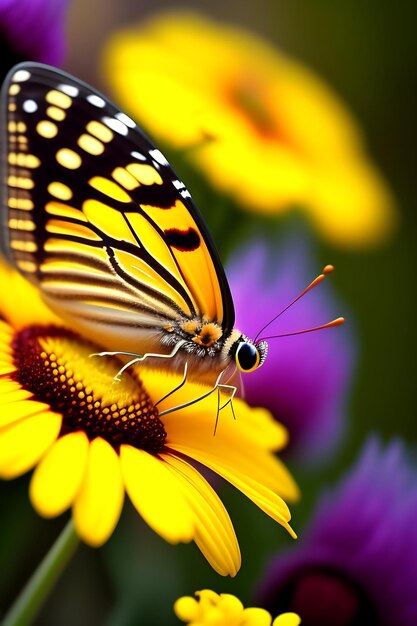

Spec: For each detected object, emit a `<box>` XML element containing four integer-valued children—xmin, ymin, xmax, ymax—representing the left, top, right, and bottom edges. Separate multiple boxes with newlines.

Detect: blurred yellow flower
<box><xmin>174</xmin><ymin>589</ymin><xmax>301</xmax><ymax>626</ymax></box>
<box><xmin>102</xmin><ymin>11</ymin><xmax>396</xmax><ymax>248</ymax></box>
<box><xmin>0</xmin><ymin>260</ymin><xmax>298</xmax><ymax>576</ymax></box>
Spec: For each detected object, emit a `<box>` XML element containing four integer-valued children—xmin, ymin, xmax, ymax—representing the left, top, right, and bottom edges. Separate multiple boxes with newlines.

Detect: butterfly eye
<box><xmin>235</xmin><ymin>341</ymin><xmax>261</xmax><ymax>373</ymax></box>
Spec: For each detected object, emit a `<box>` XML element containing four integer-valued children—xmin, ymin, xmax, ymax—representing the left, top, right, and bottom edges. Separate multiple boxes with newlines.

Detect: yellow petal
<box><xmin>307</xmin><ymin>159</ymin><xmax>397</xmax><ymax>248</ymax></box>
<box><xmin>0</xmin><ymin>380</ymin><xmax>26</xmax><ymax>394</ymax></box>
<box><xmin>241</xmin><ymin>607</ymin><xmax>272</xmax><ymax>626</ymax></box>
<box><xmin>0</xmin><ymin>361</ymin><xmax>16</xmax><ymax>375</ymax></box>
<box><xmin>120</xmin><ymin>445</ymin><xmax>194</xmax><ymax>544</ymax></box>
<box><xmin>173</xmin><ymin>596</ymin><xmax>200</xmax><ymax>621</ymax></box>
<box><xmin>234</xmin><ymin>405</ymin><xmax>289</xmax><ymax>451</ymax></box>
<box><xmin>0</xmin><ymin>259</ymin><xmax>60</xmax><ymax>328</ymax></box>
<box><xmin>0</xmin><ymin>388</ymin><xmax>33</xmax><ymax>405</ymax></box>
<box><xmin>170</xmin><ymin>443</ymin><xmax>296</xmax><ymax>538</ymax></box>
<box><xmin>217</xmin><ymin>594</ymin><xmax>244</xmax><ymax>619</ymax></box>
<box><xmin>0</xmin><ymin>398</ymin><xmax>51</xmax><ymax>429</ymax></box>
<box><xmin>30</xmin><ymin>431</ymin><xmax>89</xmax><ymax>517</ymax></box>
<box><xmin>73</xmin><ymin>437</ymin><xmax>124</xmax><ymax>547</ymax></box>
<box><xmin>0</xmin><ymin>320</ymin><xmax>14</xmax><ymax>348</ymax></box>
<box><xmin>163</xmin><ymin>453</ymin><xmax>240</xmax><ymax>576</ymax></box>
<box><xmin>0</xmin><ymin>350</ymin><xmax>12</xmax><ymax>364</ymax></box>
<box><xmin>0</xmin><ymin>339</ymin><xmax>12</xmax><ymax>354</ymax></box>
<box><xmin>272</xmin><ymin>613</ymin><xmax>301</xmax><ymax>626</ymax></box>
<box><xmin>0</xmin><ymin>319</ymin><xmax>13</xmax><ymax>341</ymax></box>
<box><xmin>165</xmin><ymin>410</ymin><xmax>299</xmax><ymax>501</ymax></box>
<box><xmin>0</xmin><ymin>411</ymin><xmax>61</xmax><ymax>478</ymax></box>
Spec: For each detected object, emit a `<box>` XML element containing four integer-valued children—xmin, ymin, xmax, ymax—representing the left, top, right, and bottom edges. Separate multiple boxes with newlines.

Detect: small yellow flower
<box><xmin>102</xmin><ymin>11</ymin><xmax>396</xmax><ymax>248</ymax></box>
<box><xmin>0</xmin><ymin>260</ymin><xmax>298</xmax><ymax>576</ymax></box>
<box><xmin>174</xmin><ymin>589</ymin><xmax>301</xmax><ymax>626</ymax></box>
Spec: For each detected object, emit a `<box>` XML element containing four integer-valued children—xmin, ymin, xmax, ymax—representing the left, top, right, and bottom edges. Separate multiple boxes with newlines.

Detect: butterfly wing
<box><xmin>0</xmin><ymin>62</ymin><xmax>235</xmax><ymax>353</ymax></box>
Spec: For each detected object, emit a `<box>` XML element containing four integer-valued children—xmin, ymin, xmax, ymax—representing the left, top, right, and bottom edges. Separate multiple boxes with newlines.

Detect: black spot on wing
<box><xmin>131</xmin><ymin>183</ymin><xmax>177</xmax><ymax>208</ymax></box>
<box><xmin>164</xmin><ymin>228</ymin><xmax>200</xmax><ymax>251</ymax></box>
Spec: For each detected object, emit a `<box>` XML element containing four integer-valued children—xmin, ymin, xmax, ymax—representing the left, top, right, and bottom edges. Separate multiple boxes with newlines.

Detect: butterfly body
<box><xmin>0</xmin><ymin>63</ymin><xmax>267</xmax><ymax>383</ymax></box>
<box><xmin>40</xmin><ymin>291</ymin><xmax>263</xmax><ymax>385</ymax></box>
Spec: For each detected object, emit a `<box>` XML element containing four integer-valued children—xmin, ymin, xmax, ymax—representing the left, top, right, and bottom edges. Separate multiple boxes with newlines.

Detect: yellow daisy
<box><xmin>174</xmin><ymin>589</ymin><xmax>301</xmax><ymax>626</ymax></box>
<box><xmin>0</xmin><ymin>260</ymin><xmax>298</xmax><ymax>576</ymax></box>
<box><xmin>102</xmin><ymin>11</ymin><xmax>396</xmax><ymax>248</ymax></box>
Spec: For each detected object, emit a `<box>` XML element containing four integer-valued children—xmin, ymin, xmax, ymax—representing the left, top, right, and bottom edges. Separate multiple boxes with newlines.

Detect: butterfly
<box><xmin>0</xmin><ymin>62</ymin><xmax>270</xmax><ymax>400</ymax></box>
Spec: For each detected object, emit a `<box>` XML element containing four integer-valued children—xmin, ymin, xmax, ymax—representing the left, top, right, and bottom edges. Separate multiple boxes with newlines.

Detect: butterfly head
<box><xmin>232</xmin><ymin>336</ymin><xmax>268</xmax><ymax>373</ymax></box>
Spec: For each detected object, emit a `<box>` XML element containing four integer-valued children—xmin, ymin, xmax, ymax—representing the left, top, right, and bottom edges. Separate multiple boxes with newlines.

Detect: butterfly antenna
<box><xmin>259</xmin><ymin>316</ymin><xmax>345</xmax><ymax>342</ymax></box>
<box><xmin>254</xmin><ymin>265</ymin><xmax>336</xmax><ymax>342</ymax></box>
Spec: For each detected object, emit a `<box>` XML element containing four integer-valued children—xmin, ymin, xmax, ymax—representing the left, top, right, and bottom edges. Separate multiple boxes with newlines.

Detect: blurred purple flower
<box><xmin>257</xmin><ymin>438</ymin><xmax>417</xmax><ymax>626</ymax></box>
<box><xmin>228</xmin><ymin>236</ymin><xmax>355</xmax><ymax>464</ymax></box>
<box><xmin>0</xmin><ymin>0</ymin><xmax>69</xmax><ymax>69</ymax></box>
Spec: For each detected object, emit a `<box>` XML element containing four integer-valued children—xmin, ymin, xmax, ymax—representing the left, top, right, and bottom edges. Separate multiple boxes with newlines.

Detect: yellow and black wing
<box><xmin>0</xmin><ymin>62</ymin><xmax>234</xmax><ymax>351</ymax></box>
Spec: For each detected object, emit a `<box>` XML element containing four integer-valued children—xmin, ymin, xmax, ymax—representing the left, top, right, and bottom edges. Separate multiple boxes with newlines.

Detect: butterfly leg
<box><xmin>218</xmin><ymin>384</ymin><xmax>237</xmax><ymax>415</ymax></box>
<box><xmin>159</xmin><ymin>370</ymin><xmax>237</xmax><ymax>434</ymax></box>
<box><xmin>91</xmin><ymin>350</ymin><xmax>144</xmax><ymax>358</ymax></box>
<box><xmin>154</xmin><ymin>362</ymin><xmax>188</xmax><ymax>408</ymax></box>
<box><xmin>212</xmin><ymin>383</ymin><xmax>237</xmax><ymax>434</ymax></box>
<box><xmin>90</xmin><ymin>341</ymin><xmax>187</xmax><ymax>381</ymax></box>
<box><xmin>214</xmin><ymin>386</ymin><xmax>221</xmax><ymax>435</ymax></box>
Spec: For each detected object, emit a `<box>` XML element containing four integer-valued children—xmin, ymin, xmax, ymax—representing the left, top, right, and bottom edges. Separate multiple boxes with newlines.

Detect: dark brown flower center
<box><xmin>262</xmin><ymin>567</ymin><xmax>378</xmax><ymax>626</ymax></box>
<box><xmin>227</xmin><ymin>75</ymin><xmax>287</xmax><ymax>142</ymax></box>
<box><xmin>11</xmin><ymin>325</ymin><xmax>167</xmax><ymax>453</ymax></box>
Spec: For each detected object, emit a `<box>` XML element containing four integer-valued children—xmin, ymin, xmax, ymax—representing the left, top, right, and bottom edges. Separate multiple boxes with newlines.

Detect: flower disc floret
<box><xmin>12</xmin><ymin>325</ymin><xmax>166</xmax><ymax>452</ymax></box>
<box><xmin>174</xmin><ymin>589</ymin><xmax>301</xmax><ymax>626</ymax></box>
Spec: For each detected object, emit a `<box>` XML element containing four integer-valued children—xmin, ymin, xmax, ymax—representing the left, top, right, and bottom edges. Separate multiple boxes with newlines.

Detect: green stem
<box><xmin>2</xmin><ymin>519</ymin><xmax>79</xmax><ymax>626</ymax></box>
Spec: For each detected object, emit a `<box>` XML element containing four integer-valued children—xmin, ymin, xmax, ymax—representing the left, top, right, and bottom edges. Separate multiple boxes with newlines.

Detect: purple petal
<box><xmin>257</xmin><ymin>438</ymin><xmax>417</xmax><ymax>626</ymax></box>
<box><xmin>0</xmin><ymin>0</ymin><xmax>70</xmax><ymax>65</ymax></box>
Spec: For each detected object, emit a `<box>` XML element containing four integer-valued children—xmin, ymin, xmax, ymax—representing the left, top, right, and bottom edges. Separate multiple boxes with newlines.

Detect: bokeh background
<box><xmin>0</xmin><ymin>1</ymin><xmax>415</xmax><ymax>624</ymax></box>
